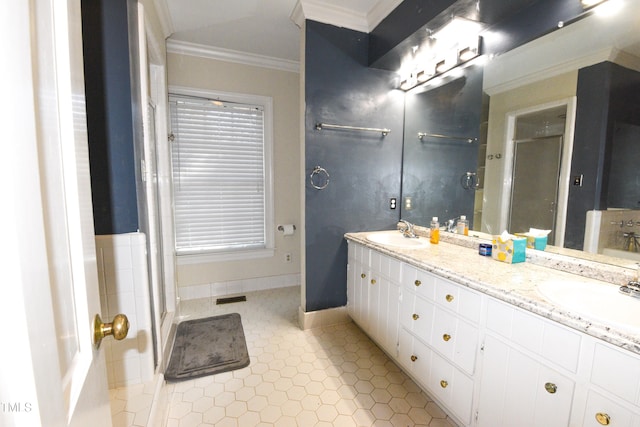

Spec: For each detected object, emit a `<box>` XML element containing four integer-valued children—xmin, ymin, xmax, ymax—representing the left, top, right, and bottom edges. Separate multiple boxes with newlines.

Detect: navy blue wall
<box><xmin>305</xmin><ymin>21</ymin><xmax>404</xmax><ymax>312</ymax></box>
<box><xmin>81</xmin><ymin>0</ymin><xmax>139</xmax><ymax>235</ymax></box>
<box><xmin>565</xmin><ymin>62</ymin><xmax>640</xmax><ymax>249</ymax></box>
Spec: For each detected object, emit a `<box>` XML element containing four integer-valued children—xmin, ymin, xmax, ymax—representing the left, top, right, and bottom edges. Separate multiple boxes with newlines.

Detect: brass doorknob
<box><xmin>443</xmin><ymin>334</ymin><xmax>451</xmax><ymax>342</ymax></box>
<box><xmin>440</xmin><ymin>380</ymin><xmax>448</xmax><ymax>388</ymax></box>
<box><xmin>414</xmin><ymin>280</ymin><xmax>421</xmax><ymax>287</ymax></box>
<box><xmin>445</xmin><ymin>294</ymin><xmax>454</xmax><ymax>302</ymax></box>
<box><xmin>410</xmin><ymin>355</ymin><xmax>418</xmax><ymax>362</ymax></box>
<box><xmin>544</xmin><ymin>382</ymin><xmax>557</xmax><ymax>394</ymax></box>
<box><xmin>94</xmin><ymin>313</ymin><xmax>129</xmax><ymax>349</ymax></box>
<box><xmin>412</xmin><ymin>313</ymin><xmax>420</xmax><ymax>320</ymax></box>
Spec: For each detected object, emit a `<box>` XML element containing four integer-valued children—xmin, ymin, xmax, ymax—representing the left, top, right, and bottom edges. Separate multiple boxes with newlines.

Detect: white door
<box><xmin>1</xmin><ymin>0</ymin><xmax>113</xmax><ymax>426</ymax></box>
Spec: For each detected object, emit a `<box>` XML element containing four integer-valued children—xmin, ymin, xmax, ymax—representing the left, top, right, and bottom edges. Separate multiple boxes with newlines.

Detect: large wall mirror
<box><xmin>400</xmin><ymin>0</ymin><xmax>640</xmax><ymax>266</ymax></box>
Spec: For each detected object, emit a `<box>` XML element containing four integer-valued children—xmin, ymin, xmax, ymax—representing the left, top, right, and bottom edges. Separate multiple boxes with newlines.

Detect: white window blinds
<box><xmin>169</xmin><ymin>94</ymin><xmax>268</xmax><ymax>255</ymax></box>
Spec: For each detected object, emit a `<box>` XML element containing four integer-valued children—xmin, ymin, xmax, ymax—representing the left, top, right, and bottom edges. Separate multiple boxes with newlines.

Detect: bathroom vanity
<box><xmin>345</xmin><ymin>231</ymin><xmax>640</xmax><ymax>427</ymax></box>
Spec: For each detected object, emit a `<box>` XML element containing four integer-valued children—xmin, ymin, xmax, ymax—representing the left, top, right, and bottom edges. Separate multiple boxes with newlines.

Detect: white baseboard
<box><xmin>298</xmin><ymin>305</ymin><xmax>352</xmax><ymax>330</ymax></box>
<box><xmin>178</xmin><ymin>273</ymin><xmax>301</xmax><ymax>301</ymax></box>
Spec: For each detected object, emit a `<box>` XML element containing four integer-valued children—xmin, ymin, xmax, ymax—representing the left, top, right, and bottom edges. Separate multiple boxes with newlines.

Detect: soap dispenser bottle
<box><xmin>456</xmin><ymin>215</ymin><xmax>469</xmax><ymax>236</ymax></box>
<box><xmin>430</xmin><ymin>217</ymin><xmax>440</xmax><ymax>244</ymax></box>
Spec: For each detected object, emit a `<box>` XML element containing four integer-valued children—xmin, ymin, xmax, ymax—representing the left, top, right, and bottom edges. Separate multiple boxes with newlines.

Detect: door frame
<box><xmin>499</xmin><ymin>97</ymin><xmax>577</xmax><ymax>247</ymax></box>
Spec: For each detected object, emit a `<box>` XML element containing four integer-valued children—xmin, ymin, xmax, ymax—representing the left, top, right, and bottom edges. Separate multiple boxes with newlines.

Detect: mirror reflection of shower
<box><xmin>502</xmin><ymin>101</ymin><xmax>576</xmax><ymax>247</ymax></box>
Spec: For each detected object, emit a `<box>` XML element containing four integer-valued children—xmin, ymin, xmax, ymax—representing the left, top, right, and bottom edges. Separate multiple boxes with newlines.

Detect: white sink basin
<box><xmin>366</xmin><ymin>231</ymin><xmax>430</xmax><ymax>248</ymax></box>
<box><xmin>537</xmin><ymin>280</ymin><xmax>640</xmax><ymax>333</ymax></box>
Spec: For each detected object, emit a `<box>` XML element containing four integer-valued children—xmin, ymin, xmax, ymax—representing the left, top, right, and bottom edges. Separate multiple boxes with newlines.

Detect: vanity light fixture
<box><xmin>398</xmin><ymin>16</ymin><xmax>484</xmax><ymax>91</ymax></box>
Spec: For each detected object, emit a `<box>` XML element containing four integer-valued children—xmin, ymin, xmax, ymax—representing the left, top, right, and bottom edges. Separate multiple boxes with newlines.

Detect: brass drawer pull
<box><xmin>440</xmin><ymin>380</ymin><xmax>448</xmax><ymax>388</ymax></box>
<box><xmin>415</xmin><ymin>280</ymin><xmax>421</xmax><ymax>287</ymax></box>
<box><xmin>371</xmin><ymin>279</ymin><xmax>376</xmax><ymax>285</ymax></box>
<box><xmin>595</xmin><ymin>413</ymin><xmax>610</xmax><ymax>425</ymax></box>
<box><xmin>412</xmin><ymin>313</ymin><xmax>419</xmax><ymax>320</ymax></box>
<box><xmin>544</xmin><ymin>382</ymin><xmax>557</xmax><ymax>394</ymax></box>
<box><xmin>445</xmin><ymin>294</ymin><xmax>454</xmax><ymax>302</ymax></box>
<box><xmin>361</xmin><ymin>273</ymin><xmax>366</xmax><ymax>278</ymax></box>
<box><xmin>411</xmin><ymin>355</ymin><xmax>418</xmax><ymax>362</ymax></box>
<box><xmin>443</xmin><ymin>334</ymin><xmax>451</xmax><ymax>342</ymax></box>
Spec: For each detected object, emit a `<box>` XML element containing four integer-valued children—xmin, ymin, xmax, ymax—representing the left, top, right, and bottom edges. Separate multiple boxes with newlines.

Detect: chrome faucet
<box><xmin>445</xmin><ymin>217</ymin><xmax>458</xmax><ymax>233</ymax></box>
<box><xmin>398</xmin><ymin>220</ymin><xmax>417</xmax><ymax>238</ymax></box>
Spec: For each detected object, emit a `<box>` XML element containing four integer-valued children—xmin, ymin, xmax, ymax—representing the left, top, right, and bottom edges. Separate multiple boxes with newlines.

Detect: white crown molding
<box><xmin>291</xmin><ymin>0</ymin><xmax>370</xmax><ymax>33</ymax></box>
<box><xmin>290</xmin><ymin>0</ymin><xmax>400</xmax><ymax>33</ymax></box>
<box><xmin>484</xmin><ymin>47</ymin><xmax>614</xmax><ymax>96</ymax></box>
<box><xmin>166</xmin><ymin>39</ymin><xmax>300</xmax><ymax>73</ymax></box>
<box><xmin>151</xmin><ymin>0</ymin><xmax>174</xmax><ymax>38</ymax></box>
<box><xmin>367</xmin><ymin>0</ymin><xmax>403</xmax><ymax>30</ymax></box>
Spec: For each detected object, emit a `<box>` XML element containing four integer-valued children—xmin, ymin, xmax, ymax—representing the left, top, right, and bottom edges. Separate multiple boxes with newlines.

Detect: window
<box><xmin>169</xmin><ymin>88</ymin><xmax>274</xmax><ymax>261</ymax></box>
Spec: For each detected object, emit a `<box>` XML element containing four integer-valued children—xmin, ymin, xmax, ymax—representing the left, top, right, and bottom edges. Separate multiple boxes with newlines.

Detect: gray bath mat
<box><xmin>165</xmin><ymin>313</ymin><xmax>249</xmax><ymax>381</ymax></box>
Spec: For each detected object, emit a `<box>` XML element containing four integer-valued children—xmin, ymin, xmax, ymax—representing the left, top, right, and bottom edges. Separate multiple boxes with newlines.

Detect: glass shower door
<box><xmin>509</xmin><ymin>135</ymin><xmax>563</xmax><ymax>242</ymax></box>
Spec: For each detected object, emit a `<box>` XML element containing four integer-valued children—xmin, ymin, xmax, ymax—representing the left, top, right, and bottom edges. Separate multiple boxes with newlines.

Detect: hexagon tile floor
<box><xmin>110</xmin><ymin>286</ymin><xmax>458</xmax><ymax>427</ymax></box>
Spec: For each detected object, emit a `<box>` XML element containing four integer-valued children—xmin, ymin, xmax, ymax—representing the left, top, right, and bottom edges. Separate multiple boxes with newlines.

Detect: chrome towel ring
<box><xmin>310</xmin><ymin>166</ymin><xmax>330</xmax><ymax>190</ymax></box>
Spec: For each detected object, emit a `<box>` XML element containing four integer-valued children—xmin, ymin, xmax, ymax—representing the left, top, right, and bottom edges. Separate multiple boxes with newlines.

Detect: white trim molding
<box><xmin>290</xmin><ymin>0</ymin><xmax>401</xmax><ymax>33</ymax></box>
<box><xmin>167</xmin><ymin>39</ymin><xmax>300</xmax><ymax>73</ymax></box>
<box><xmin>151</xmin><ymin>0</ymin><xmax>174</xmax><ymax>37</ymax></box>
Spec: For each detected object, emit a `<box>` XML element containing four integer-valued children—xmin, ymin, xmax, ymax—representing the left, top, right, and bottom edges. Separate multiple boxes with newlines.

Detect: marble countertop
<box><xmin>345</xmin><ymin>230</ymin><xmax>640</xmax><ymax>356</ymax></box>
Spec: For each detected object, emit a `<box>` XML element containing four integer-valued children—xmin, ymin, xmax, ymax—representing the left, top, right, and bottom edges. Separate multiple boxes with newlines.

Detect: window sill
<box><xmin>176</xmin><ymin>248</ymin><xmax>275</xmax><ymax>265</ymax></box>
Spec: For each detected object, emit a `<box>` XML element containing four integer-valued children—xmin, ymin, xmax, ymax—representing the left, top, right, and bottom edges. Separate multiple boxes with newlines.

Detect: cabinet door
<box><xmin>477</xmin><ymin>334</ymin><xmax>574</xmax><ymax>427</ymax></box>
<box><xmin>368</xmin><ymin>269</ymin><xmax>382</xmax><ymax>340</ymax></box>
<box><xmin>352</xmin><ymin>262</ymin><xmax>369</xmax><ymax>328</ymax></box>
<box><xmin>381</xmin><ymin>281</ymin><xmax>400</xmax><ymax>357</ymax></box>
<box><xmin>581</xmin><ymin>389</ymin><xmax>637</xmax><ymax>427</ymax></box>
<box><xmin>347</xmin><ymin>244</ymin><xmax>356</xmax><ymax>319</ymax></box>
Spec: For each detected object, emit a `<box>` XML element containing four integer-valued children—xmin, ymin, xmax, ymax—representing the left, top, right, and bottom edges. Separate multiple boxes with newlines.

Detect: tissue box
<box><xmin>492</xmin><ymin>235</ymin><xmax>526</xmax><ymax>263</ymax></box>
<box><xmin>515</xmin><ymin>233</ymin><xmax>548</xmax><ymax>251</ymax></box>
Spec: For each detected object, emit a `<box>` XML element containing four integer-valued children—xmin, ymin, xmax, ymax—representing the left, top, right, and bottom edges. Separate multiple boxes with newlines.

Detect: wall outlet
<box><xmin>284</xmin><ymin>253</ymin><xmax>292</xmax><ymax>263</ymax></box>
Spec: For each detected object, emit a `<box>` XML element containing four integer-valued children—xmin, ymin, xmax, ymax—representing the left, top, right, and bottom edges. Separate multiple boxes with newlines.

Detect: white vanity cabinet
<box><xmin>346</xmin><ymin>238</ymin><xmax>640</xmax><ymax>427</ymax></box>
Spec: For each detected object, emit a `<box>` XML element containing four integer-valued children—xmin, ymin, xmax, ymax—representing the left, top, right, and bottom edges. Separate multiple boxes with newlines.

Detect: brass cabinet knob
<box><xmin>595</xmin><ymin>413</ymin><xmax>610</xmax><ymax>425</ymax></box>
<box><xmin>445</xmin><ymin>294</ymin><xmax>454</xmax><ymax>302</ymax></box>
<box><xmin>415</xmin><ymin>280</ymin><xmax>421</xmax><ymax>287</ymax></box>
<box><xmin>361</xmin><ymin>273</ymin><xmax>366</xmax><ymax>279</ymax></box>
<box><xmin>94</xmin><ymin>313</ymin><xmax>129</xmax><ymax>349</ymax></box>
<box><xmin>544</xmin><ymin>382</ymin><xmax>557</xmax><ymax>394</ymax></box>
<box><xmin>410</xmin><ymin>355</ymin><xmax>418</xmax><ymax>362</ymax></box>
<box><xmin>440</xmin><ymin>380</ymin><xmax>448</xmax><ymax>388</ymax></box>
<box><xmin>443</xmin><ymin>334</ymin><xmax>452</xmax><ymax>342</ymax></box>
<box><xmin>371</xmin><ymin>279</ymin><xmax>376</xmax><ymax>285</ymax></box>
<box><xmin>412</xmin><ymin>313</ymin><xmax>420</xmax><ymax>320</ymax></box>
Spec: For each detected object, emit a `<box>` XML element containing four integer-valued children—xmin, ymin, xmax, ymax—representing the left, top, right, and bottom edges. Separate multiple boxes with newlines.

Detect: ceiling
<box><xmin>158</xmin><ymin>0</ymin><xmax>402</xmax><ymax>62</ymax></box>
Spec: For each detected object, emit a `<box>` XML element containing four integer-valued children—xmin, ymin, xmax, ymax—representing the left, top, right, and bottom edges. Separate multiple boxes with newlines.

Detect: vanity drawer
<box><xmin>431</xmin><ymin>306</ymin><xmax>479</xmax><ymax>375</ymax></box>
<box><xmin>434</xmin><ymin>277</ymin><xmax>481</xmax><ymax>323</ymax></box>
<box><xmin>590</xmin><ymin>342</ymin><xmax>640</xmax><ymax>407</ymax></box>
<box><xmin>429</xmin><ymin>349</ymin><xmax>474</xmax><ymax>426</ymax></box>
<box><xmin>400</xmin><ymin>291</ymin><xmax>434</xmax><ymax>344</ymax></box>
<box><xmin>486</xmin><ymin>298</ymin><xmax>581</xmax><ymax>373</ymax></box>
<box><xmin>402</xmin><ymin>264</ymin><xmax>436</xmax><ymax>301</ymax></box>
